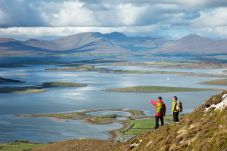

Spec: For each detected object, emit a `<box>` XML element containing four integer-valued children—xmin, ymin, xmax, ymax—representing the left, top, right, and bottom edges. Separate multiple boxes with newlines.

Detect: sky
<box><xmin>0</xmin><ymin>0</ymin><xmax>227</xmax><ymax>40</ymax></box>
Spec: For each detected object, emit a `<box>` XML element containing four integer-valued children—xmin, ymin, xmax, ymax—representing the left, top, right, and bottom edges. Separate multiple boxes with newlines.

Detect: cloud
<box><xmin>0</xmin><ymin>0</ymin><xmax>197</xmax><ymax>27</ymax></box>
<box><xmin>0</xmin><ymin>0</ymin><xmax>44</xmax><ymax>27</ymax></box>
<box><xmin>39</xmin><ymin>1</ymin><xmax>100</xmax><ymax>27</ymax></box>
<box><xmin>0</xmin><ymin>8</ymin><xmax>8</xmax><ymax>26</ymax></box>
<box><xmin>0</xmin><ymin>0</ymin><xmax>227</xmax><ymax>38</ymax></box>
<box><xmin>191</xmin><ymin>8</ymin><xmax>227</xmax><ymax>27</ymax></box>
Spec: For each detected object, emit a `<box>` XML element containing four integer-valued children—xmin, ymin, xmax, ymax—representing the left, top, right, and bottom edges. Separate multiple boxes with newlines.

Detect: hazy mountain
<box><xmin>1</xmin><ymin>32</ymin><xmax>227</xmax><ymax>57</ymax></box>
<box><xmin>153</xmin><ymin>34</ymin><xmax>227</xmax><ymax>55</ymax></box>
<box><xmin>24</xmin><ymin>32</ymin><xmax>165</xmax><ymax>53</ymax></box>
<box><xmin>102</xmin><ymin>32</ymin><xmax>167</xmax><ymax>51</ymax></box>
<box><xmin>0</xmin><ymin>38</ymin><xmax>51</xmax><ymax>57</ymax></box>
<box><xmin>24</xmin><ymin>32</ymin><xmax>127</xmax><ymax>53</ymax></box>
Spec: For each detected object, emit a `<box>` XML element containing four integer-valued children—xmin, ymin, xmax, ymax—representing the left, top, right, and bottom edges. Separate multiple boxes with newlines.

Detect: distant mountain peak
<box><xmin>180</xmin><ymin>34</ymin><xmax>203</xmax><ymax>40</ymax></box>
<box><xmin>0</xmin><ymin>38</ymin><xmax>16</xmax><ymax>43</ymax></box>
<box><xmin>104</xmin><ymin>32</ymin><xmax>127</xmax><ymax>40</ymax></box>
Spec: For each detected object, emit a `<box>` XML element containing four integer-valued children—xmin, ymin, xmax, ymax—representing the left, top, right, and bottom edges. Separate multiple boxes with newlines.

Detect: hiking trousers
<box><xmin>173</xmin><ymin>111</ymin><xmax>179</xmax><ymax>122</ymax></box>
<box><xmin>155</xmin><ymin>115</ymin><xmax>164</xmax><ymax>129</ymax></box>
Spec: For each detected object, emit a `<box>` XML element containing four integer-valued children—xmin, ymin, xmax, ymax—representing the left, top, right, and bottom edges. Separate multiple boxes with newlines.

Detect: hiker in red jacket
<box><xmin>150</xmin><ymin>96</ymin><xmax>166</xmax><ymax>129</ymax></box>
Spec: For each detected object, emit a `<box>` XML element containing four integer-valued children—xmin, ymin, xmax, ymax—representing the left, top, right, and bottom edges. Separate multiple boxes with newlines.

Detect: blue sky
<box><xmin>0</xmin><ymin>0</ymin><xmax>227</xmax><ymax>39</ymax></box>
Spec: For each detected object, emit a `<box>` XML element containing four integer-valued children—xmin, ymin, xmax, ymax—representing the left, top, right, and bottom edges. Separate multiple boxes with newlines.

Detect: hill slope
<box><xmin>119</xmin><ymin>90</ymin><xmax>227</xmax><ymax>151</ymax></box>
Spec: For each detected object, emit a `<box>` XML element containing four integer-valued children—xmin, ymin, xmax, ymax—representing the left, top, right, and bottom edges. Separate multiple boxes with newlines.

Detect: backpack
<box><xmin>157</xmin><ymin>102</ymin><xmax>164</xmax><ymax>114</ymax></box>
<box><xmin>176</xmin><ymin>101</ymin><xmax>183</xmax><ymax>112</ymax></box>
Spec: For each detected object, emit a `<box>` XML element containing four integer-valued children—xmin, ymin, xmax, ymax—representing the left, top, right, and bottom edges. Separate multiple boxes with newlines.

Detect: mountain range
<box><xmin>0</xmin><ymin>32</ymin><xmax>227</xmax><ymax>57</ymax></box>
<box><xmin>154</xmin><ymin>34</ymin><xmax>227</xmax><ymax>55</ymax></box>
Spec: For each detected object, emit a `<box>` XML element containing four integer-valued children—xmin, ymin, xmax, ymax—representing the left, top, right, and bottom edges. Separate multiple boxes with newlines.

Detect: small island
<box><xmin>200</xmin><ymin>79</ymin><xmax>227</xmax><ymax>85</ymax></box>
<box><xmin>0</xmin><ymin>86</ymin><xmax>45</xmax><ymax>94</ymax></box>
<box><xmin>105</xmin><ymin>86</ymin><xmax>211</xmax><ymax>93</ymax></box>
<box><xmin>41</xmin><ymin>82</ymin><xmax>87</xmax><ymax>88</ymax></box>
<box><xmin>0</xmin><ymin>77</ymin><xmax>24</xmax><ymax>83</ymax></box>
<box><xmin>0</xmin><ymin>82</ymin><xmax>87</xmax><ymax>94</ymax></box>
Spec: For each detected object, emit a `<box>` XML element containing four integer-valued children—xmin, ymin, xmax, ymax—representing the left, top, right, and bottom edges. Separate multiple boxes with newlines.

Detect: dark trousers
<box><xmin>173</xmin><ymin>111</ymin><xmax>179</xmax><ymax>122</ymax></box>
<box><xmin>155</xmin><ymin>116</ymin><xmax>164</xmax><ymax>129</ymax></box>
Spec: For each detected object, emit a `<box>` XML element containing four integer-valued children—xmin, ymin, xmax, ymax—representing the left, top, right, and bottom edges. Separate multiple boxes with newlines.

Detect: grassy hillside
<box><xmin>119</xmin><ymin>90</ymin><xmax>227</xmax><ymax>151</ymax></box>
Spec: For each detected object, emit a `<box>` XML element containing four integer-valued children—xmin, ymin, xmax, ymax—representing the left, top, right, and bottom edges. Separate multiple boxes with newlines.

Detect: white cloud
<box><xmin>191</xmin><ymin>8</ymin><xmax>227</xmax><ymax>27</ymax></box>
<box><xmin>40</xmin><ymin>1</ymin><xmax>100</xmax><ymax>27</ymax></box>
<box><xmin>116</xmin><ymin>3</ymin><xmax>148</xmax><ymax>26</ymax></box>
<box><xmin>1</xmin><ymin>0</ymin><xmax>227</xmax><ymax>38</ymax></box>
<box><xmin>0</xmin><ymin>8</ymin><xmax>8</xmax><ymax>25</ymax></box>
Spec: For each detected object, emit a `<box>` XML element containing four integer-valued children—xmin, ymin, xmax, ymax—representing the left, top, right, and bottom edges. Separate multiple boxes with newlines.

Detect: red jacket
<box><xmin>150</xmin><ymin>99</ymin><xmax>166</xmax><ymax>116</ymax></box>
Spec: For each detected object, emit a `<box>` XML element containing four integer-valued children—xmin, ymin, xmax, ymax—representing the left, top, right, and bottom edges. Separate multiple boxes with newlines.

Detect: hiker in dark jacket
<box><xmin>172</xmin><ymin>96</ymin><xmax>180</xmax><ymax>122</ymax></box>
<box><xmin>150</xmin><ymin>96</ymin><xmax>166</xmax><ymax>129</ymax></box>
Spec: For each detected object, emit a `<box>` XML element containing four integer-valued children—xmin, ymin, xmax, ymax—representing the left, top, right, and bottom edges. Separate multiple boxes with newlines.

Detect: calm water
<box><xmin>0</xmin><ymin>65</ymin><xmax>226</xmax><ymax>143</ymax></box>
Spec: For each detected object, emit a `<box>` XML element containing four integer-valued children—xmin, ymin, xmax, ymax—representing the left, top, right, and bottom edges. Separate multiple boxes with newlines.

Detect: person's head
<box><xmin>173</xmin><ymin>96</ymin><xmax>178</xmax><ymax>100</ymax></box>
<box><xmin>158</xmin><ymin>96</ymin><xmax>162</xmax><ymax>100</ymax></box>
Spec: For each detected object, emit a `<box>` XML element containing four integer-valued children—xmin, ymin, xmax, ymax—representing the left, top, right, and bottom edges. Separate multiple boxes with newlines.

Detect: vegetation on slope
<box><xmin>0</xmin><ymin>140</ymin><xmax>43</xmax><ymax>151</ymax></box>
<box><xmin>34</xmin><ymin>139</ymin><xmax>116</xmax><ymax>151</ymax></box>
<box><xmin>123</xmin><ymin>116</ymin><xmax>172</xmax><ymax>136</ymax></box>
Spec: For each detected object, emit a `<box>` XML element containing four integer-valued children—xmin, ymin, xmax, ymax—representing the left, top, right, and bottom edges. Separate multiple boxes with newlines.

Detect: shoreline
<box><xmin>16</xmin><ymin>108</ymin><xmax>149</xmax><ymax>142</ymax></box>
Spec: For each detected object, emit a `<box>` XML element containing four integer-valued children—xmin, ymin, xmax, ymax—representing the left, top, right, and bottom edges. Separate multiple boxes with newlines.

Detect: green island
<box><xmin>0</xmin><ymin>82</ymin><xmax>87</xmax><ymax>94</ymax></box>
<box><xmin>45</xmin><ymin>65</ymin><xmax>95</xmax><ymax>71</ymax></box>
<box><xmin>105</xmin><ymin>86</ymin><xmax>211</xmax><ymax>93</ymax></box>
<box><xmin>200</xmin><ymin>79</ymin><xmax>227</xmax><ymax>85</ymax></box>
<box><xmin>0</xmin><ymin>86</ymin><xmax>45</xmax><ymax>94</ymax></box>
<box><xmin>41</xmin><ymin>82</ymin><xmax>87</xmax><ymax>88</ymax></box>
<box><xmin>111</xmin><ymin>61</ymin><xmax>227</xmax><ymax>69</ymax></box>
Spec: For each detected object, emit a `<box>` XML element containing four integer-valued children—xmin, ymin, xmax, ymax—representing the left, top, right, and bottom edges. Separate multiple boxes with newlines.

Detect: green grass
<box><xmin>0</xmin><ymin>141</ymin><xmax>44</xmax><ymax>151</ymax></box>
<box><xmin>106</xmin><ymin>86</ymin><xmax>211</xmax><ymax>93</ymax></box>
<box><xmin>123</xmin><ymin>116</ymin><xmax>172</xmax><ymax>135</ymax></box>
<box><xmin>88</xmin><ymin>116</ymin><xmax>117</xmax><ymax>124</ymax></box>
